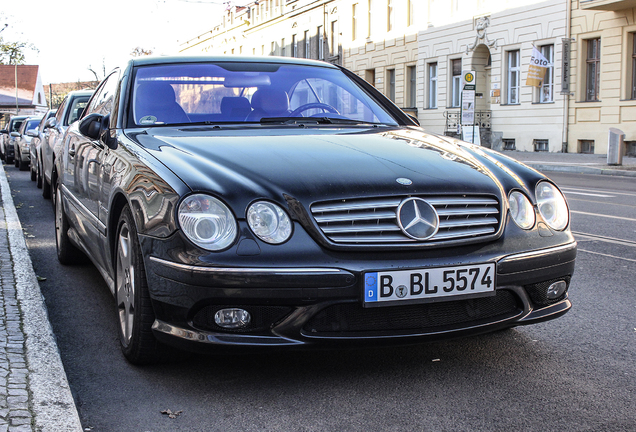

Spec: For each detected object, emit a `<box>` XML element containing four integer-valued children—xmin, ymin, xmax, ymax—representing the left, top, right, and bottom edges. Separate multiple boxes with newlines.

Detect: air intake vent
<box><xmin>310</xmin><ymin>195</ymin><xmax>500</xmax><ymax>245</ymax></box>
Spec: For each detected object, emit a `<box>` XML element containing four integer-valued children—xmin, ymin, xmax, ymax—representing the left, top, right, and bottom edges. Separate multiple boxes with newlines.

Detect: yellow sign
<box><xmin>464</xmin><ymin>72</ymin><xmax>474</xmax><ymax>83</ymax></box>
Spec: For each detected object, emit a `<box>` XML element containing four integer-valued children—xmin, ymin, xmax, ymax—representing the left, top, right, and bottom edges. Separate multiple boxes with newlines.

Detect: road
<box><xmin>5</xmin><ymin>165</ymin><xmax>636</xmax><ymax>432</ymax></box>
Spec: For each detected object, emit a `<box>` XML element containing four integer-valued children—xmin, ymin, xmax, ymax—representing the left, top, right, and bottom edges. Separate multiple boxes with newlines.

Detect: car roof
<box><xmin>66</xmin><ymin>90</ymin><xmax>94</xmax><ymax>98</ymax></box>
<box><xmin>129</xmin><ymin>55</ymin><xmax>339</xmax><ymax>70</ymax></box>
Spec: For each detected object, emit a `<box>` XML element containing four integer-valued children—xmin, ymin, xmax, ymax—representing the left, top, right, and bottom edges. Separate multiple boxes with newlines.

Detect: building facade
<box><xmin>180</xmin><ymin>0</ymin><xmax>342</xmax><ymax>65</ymax></box>
<box><xmin>569</xmin><ymin>0</ymin><xmax>636</xmax><ymax>155</ymax></box>
<box><xmin>416</xmin><ymin>0</ymin><xmax>568</xmax><ymax>152</ymax></box>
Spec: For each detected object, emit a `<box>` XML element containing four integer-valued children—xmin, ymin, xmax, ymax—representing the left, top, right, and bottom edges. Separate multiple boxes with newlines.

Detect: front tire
<box><xmin>116</xmin><ymin>205</ymin><xmax>166</xmax><ymax>365</ymax></box>
<box><xmin>54</xmin><ymin>183</ymin><xmax>84</xmax><ymax>265</ymax></box>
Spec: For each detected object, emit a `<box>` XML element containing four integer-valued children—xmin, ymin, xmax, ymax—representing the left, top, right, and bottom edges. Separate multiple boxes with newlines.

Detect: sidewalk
<box><xmin>0</xmin><ymin>162</ymin><xmax>82</xmax><ymax>432</ymax></box>
<box><xmin>503</xmin><ymin>150</ymin><xmax>636</xmax><ymax>177</ymax></box>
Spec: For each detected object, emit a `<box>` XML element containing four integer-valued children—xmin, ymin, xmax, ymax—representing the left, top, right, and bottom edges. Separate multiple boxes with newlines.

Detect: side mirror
<box><xmin>79</xmin><ymin>113</ymin><xmax>116</xmax><ymax>149</ymax></box>
<box><xmin>26</xmin><ymin>129</ymin><xmax>38</xmax><ymax>137</ymax></box>
<box><xmin>45</xmin><ymin>117</ymin><xmax>56</xmax><ymax>129</ymax></box>
<box><xmin>0</xmin><ymin>130</ymin><xmax>7</xmax><ymax>135</ymax></box>
<box><xmin>79</xmin><ymin>113</ymin><xmax>105</xmax><ymax>140</ymax></box>
<box><xmin>10</xmin><ymin>131</ymin><xmax>20</xmax><ymax>138</ymax></box>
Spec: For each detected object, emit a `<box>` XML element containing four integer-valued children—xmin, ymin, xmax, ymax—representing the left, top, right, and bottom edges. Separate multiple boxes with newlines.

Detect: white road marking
<box><xmin>561</xmin><ymin>186</ymin><xmax>636</xmax><ymax>198</ymax></box>
<box><xmin>563</xmin><ymin>191</ymin><xmax>615</xmax><ymax>198</ymax></box>
<box><xmin>578</xmin><ymin>249</ymin><xmax>636</xmax><ymax>264</ymax></box>
<box><xmin>571</xmin><ymin>210</ymin><xmax>636</xmax><ymax>222</ymax></box>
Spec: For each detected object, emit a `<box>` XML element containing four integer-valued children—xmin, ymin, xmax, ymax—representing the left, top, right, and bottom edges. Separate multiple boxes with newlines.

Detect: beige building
<box><xmin>340</xmin><ymin>0</ymin><xmax>420</xmax><ymax>117</ymax></box>
<box><xmin>569</xmin><ymin>0</ymin><xmax>636</xmax><ymax>155</ymax></box>
<box><xmin>180</xmin><ymin>0</ymin><xmax>343</xmax><ymax>65</ymax></box>
<box><xmin>415</xmin><ymin>0</ymin><xmax>568</xmax><ymax>152</ymax></box>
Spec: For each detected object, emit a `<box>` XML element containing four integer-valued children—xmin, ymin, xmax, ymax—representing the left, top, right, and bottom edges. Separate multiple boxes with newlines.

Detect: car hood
<box><xmin>130</xmin><ymin>126</ymin><xmax>533</xmax><ymax>212</ymax></box>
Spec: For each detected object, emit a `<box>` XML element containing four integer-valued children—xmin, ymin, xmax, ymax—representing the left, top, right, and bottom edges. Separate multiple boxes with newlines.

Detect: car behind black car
<box><xmin>54</xmin><ymin>56</ymin><xmax>576</xmax><ymax>364</ymax></box>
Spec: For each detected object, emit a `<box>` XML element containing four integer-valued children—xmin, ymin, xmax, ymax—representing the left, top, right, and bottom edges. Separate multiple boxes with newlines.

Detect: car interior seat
<box><xmin>135</xmin><ymin>82</ymin><xmax>190</xmax><ymax>125</ymax></box>
<box><xmin>220</xmin><ymin>97</ymin><xmax>252</xmax><ymax>121</ymax></box>
<box><xmin>245</xmin><ymin>88</ymin><xmax>290</xmax><ymax>121</ymax></box>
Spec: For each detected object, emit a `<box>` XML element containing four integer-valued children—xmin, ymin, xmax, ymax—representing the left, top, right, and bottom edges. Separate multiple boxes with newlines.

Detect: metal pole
<box><xmin>15</xmin><ymin>63</ymin><xmax>19</xmax><ymax>115</ymax></box>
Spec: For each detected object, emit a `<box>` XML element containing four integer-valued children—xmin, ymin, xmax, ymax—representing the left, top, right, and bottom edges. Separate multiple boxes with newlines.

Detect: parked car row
<box><xmin>6</xmin><ymin>56</ymin><xmax>577</xmax><ymax>365</ymax></box>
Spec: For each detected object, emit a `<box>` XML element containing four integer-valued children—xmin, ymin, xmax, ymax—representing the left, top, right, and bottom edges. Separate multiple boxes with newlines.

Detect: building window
<box><xmin>304</xmin><ymin>30</ymin><xmax>310</xmax><ymax>59</ymax></box>
<box><xmin>533</xmin><ymin>139</ymin><xmax>549</xmax><ymax>152</ymax></box>
<box><xmin>507</xmin><ymin>50</ymin><xmax>520</xmax><ymax>104</ymax></box>
<box><xmin>262</xmin><ymin>45</ymin><xmax>265</xmax><ymax>56</ymax></box>
<box><xmin>407</xmin><ymin>65</ymin><xmax>417</xmax><ymax>107</ymax></box>
<box><xmin>271</xmin><ymin>41</ymin><xmax>276</xmax><ymax>55</ymax></box>
<box><xmin>631</xmin><ymin>34</ymin><xmax>636</xmax><ymax>99</ymax></box>
<box><xmin>281</xmin><ymin>38</ymin><xmax>286</xmax><ymax>56</ymax></box>
<box><xmin>586</xmin><ymin>38</ymin><xmax>601</xmax><ymax>101</ymax></box>
<box><xmin>407</xmin><ymin>0</ymin><xmax>414</xmax><ymax>26</ymax></box>
<box><xmin>451</xmin><ymin>59</ymin><xmax>462</xmax><ymax>108</ymax></box>
<box><xmin>318</xmin><ymin>25</ymin><xmax>324</xmax><ymax>59</ymax></box>
<box><xmin>292</xmin><ymin>35</ymin><xmax>297</xmax><ymax>57</ymax></box>
<box><xmin>368</xmin><ymin>0</ymin><xmax>373</xmax><ymax>38</ymax></box>
<box><xmin>330</xmin><ymin>21</ymin><xmax>338</xmax><ymax>57</ymax></box>
<box><xmin>387</xmin><ymin>0</ymin><xmax>394</xmax><ymax>32</ymax></box>
<box><xmin>387</xmin><ymin>69</ymin><xmax>396</xmax><ymax>102</ymax></box>
<box><xmin>503</xmin><ymin>139</ymin><xmax>516</xmax><ymax>151</ymax></box>
<box><xmin>626</xmin><ymin>140</ymin><xmax>636</xmax><ymax>156</ymax></box>
<box><xmin>579</xmin><ymin>139</ymin><xmax>594</xmax><ymax>154</ymax></box>
<box><xmin>540</xmin><ymin>45</ymin><xmax>554</xmax><ymax>103</ymax></box>
<box><xmin>428</xmin><ymin>62</ymin><xmax>438</xmax><ymax>109</ymax></box>
<box><xmin>365</xmin><ymin>69</ymin><xmax>376</xmax><ymax>86</ymax></box>
<box><xmin>352</xmin><ymin>3</ymin><xmax>358</xmax><ymax>41</ymax></box>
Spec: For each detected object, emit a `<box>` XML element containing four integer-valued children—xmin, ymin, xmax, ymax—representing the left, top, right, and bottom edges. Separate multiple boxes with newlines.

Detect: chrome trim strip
<box><xmin>498</xmin><ymin>242</ymin><xmax>577</xmax><ymax>264</ymax></box>
<box><xmin>60</xmin><ymin>184</ymin><xmax>106</xmax><ymax>235</ymax></box>
<box><xmin>149</xmin><ymin>256</ymin><xmax>344</xmax><ymax>274</ymax></box>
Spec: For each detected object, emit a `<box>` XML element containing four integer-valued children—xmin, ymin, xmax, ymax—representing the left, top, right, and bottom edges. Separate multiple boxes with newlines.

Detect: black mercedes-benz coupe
<box><xmin>54</xmin><ymin>56</ymin><xmax>576</xmax><ymax>364</ymax></box>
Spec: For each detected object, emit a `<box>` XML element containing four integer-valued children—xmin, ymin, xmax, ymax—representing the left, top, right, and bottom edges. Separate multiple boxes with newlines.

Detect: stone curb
<box><xmin>0</xmin><ymin>163</ymin><xmax>82</xmax><ymax>432</ymax></box>
<box><xmin>525</xmin><ymin>163</ymin><xmax>636</xmax><ymax>178</ymax></box>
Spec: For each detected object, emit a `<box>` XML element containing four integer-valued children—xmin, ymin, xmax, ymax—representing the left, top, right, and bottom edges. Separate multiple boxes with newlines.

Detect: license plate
<box><xmin>363</xmin><ymin>263</ymin><xmax>495</xmax><ymax>307</ymax></box>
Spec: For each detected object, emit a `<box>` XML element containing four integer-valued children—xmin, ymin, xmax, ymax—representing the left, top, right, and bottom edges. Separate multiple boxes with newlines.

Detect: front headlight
<box><xmin>509</xmin><ymin>191</ymin><xmax>535</xmax><ymax>229</ymax></box>
<box><xmin>178</xmin><ymin>194</ymin><xmax>237</xmax><ymax>251</ymax></box>
<box><xmin>247</xmin><ymin>201</ymin><xmax>292</xmax><ymax>244</ymax></box>
<box><xmin>536</xmin><ymin>182</ymin><xmax>569</xmax><ymax>230</ymax></box>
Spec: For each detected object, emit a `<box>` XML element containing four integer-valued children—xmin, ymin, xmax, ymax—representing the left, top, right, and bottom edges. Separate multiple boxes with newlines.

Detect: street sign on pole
<box><xmin>461</xmin><ymin>70</ymin><xmax>476</xmax><ymax>143</ymax></box>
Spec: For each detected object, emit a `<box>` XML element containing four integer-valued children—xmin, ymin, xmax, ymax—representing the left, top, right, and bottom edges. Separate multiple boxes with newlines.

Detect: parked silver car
<box><xmin>13</xmin><ymin>116</ymin><xmax>42</xmax><ymax>171</ymax></box>
<box><xmin>29</xmin><ymin>109</ymin><xmax>56</xmax><ymax>183</ymax></box>
<box><xmin>0</xmin><ymin>115</ymin><xmax>28</xmax><ymax>164</ymax></box>
<box><xmin>41</xmin><ymin>90</ymin><xmax>93</xmax><ymax>199</ymax></box>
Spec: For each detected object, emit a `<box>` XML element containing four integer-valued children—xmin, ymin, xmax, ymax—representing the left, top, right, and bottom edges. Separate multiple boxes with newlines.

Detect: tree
<box><xmin>130</xmin><ymin>47</ymin><xmax>153</xmax><ymax>57</ymax></box>
<box><xmin>87</xmin><ymin>58</ymin><xmax>107</xmax><ymax>81</ymax></box>
<box><xmin>0</xmin><ymin>18</ymin><xmax>37</xmax><ymax>65</ymax></box>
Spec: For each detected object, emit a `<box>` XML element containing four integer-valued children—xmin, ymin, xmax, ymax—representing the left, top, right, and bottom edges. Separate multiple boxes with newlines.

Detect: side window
<box><xmin>55</xmin><ymin>97</ymin><xmax>68</xmax><ymax>124</ymax></box>
<box><xmin>85</xmin><ymin>70</ymin><xmax>120</xmax><ymax>117</ymax></box>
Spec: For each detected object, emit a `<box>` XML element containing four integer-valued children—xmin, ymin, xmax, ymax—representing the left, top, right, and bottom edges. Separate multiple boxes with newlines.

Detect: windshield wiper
<box><xmin>259</xmin><ymin>116</ymin><xmax>391</xmax><ymax>126</ymax></box>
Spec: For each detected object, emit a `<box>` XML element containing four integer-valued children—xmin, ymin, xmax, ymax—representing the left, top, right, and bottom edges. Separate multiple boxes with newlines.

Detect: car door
<box><xmin>44</xmin><ymin>97</ymin><xmax>68</xmax><ymax>184</ymax></box>
<box><xmin>64</xmin><ymin>70</ymin><xmax>120</xmax><ymax>271</ymax></box>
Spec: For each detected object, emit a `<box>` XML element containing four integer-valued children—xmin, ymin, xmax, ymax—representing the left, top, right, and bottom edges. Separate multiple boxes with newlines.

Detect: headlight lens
<box><xmin>536</xmin><ymin>182</ymin><xmax>569</xmax><ymax>230</ymax></box>
<box><xmin>178</xmin><ymin>194</ymin><xmax>237</xmax><ymax>251</ymax></box>
<box><xmin>247</xmin><ymin>201</ymin><xmax>292</xmax><ymax>244</ymax></box>
<box><xmin>509</xmin><ymin>191</ymin><xmax>535</xmax><ymax>229</ymax></box>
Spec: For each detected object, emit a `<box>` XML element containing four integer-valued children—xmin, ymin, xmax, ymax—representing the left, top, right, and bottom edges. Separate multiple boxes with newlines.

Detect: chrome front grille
<box><xmin>311</xmin><ymin>195</ymin><xmax>501</xmax><ymax>245</ymax></box>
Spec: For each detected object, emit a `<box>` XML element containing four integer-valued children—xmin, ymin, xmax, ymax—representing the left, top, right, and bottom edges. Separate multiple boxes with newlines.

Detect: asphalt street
<box><xmin>5</xmin><ymin>165</ymin><xmax>636</xmax><ymax>432</ymax></box>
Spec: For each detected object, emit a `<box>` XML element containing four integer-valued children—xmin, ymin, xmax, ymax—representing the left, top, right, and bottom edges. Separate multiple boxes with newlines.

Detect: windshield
<box><xmin>130</xmin><ymin>62</ymin><xmax>398</xmax><ymax>127</ymax></box>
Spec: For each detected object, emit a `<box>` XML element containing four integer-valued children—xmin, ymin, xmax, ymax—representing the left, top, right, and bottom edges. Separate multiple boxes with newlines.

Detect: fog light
<box><xmin>546</xmin><ymin>280</ymin><xmax>567</xmax><ymax>300</ymax></box>
<box><xmin>214</xmin><ymin>308</ymin><xmax>251</xmax><ymax>329</ymax></box>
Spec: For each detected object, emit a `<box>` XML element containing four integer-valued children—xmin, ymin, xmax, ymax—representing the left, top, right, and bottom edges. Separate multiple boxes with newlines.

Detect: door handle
<box><xmin>68</xmin><ymin>147</ymin><xmax>76</xmax><ymax>157</ymax></box>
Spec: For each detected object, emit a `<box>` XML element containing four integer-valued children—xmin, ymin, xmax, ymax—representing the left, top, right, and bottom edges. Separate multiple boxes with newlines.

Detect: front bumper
<box><xmin>143</xmin><ymin>241</ymin><xmax>577</xmax><ymax>352</ymax></box>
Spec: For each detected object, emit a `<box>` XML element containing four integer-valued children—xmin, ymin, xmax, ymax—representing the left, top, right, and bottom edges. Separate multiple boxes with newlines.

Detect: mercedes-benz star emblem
<box><xmin>397</xmin><ymin>198</ymin><xmax>439</xmax><ymax>240</ymax></box>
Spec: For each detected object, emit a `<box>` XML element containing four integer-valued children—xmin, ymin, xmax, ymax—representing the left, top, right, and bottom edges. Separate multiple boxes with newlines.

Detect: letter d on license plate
<box><xmin>363</xmin><ymin>263</ymin><xmax>495</xmax><ymax>307</ymax></box>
